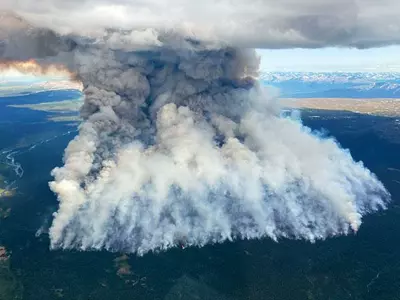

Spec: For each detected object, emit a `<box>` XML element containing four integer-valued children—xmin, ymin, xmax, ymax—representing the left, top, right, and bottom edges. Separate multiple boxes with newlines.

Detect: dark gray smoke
<box><xmin>46</xmin><ymin>33</ymin><xmax>388</xmax><ymax>255</ymax></box>
<box><xmin>0</xmin><ymin>14</ymin><xmax>390</xmax><ymax>255</ymax></box>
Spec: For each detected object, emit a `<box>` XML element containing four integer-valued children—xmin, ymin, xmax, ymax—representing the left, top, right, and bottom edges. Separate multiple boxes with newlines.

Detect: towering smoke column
<box><xmin>0</xmin><ymin>12</ymin><xmax>390</xmax><ymax>254</ymax></box>
<box><xmin>44</xmin><ymin>33</ymin><xmax>389</xmax><ymax>255</ymax></box>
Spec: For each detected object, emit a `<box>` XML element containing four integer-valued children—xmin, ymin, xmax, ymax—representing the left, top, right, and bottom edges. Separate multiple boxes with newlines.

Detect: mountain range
<box><xmin>261</xmin><ymin>72</ymin><xmax>400</xmax><ymax>98</ymax></box>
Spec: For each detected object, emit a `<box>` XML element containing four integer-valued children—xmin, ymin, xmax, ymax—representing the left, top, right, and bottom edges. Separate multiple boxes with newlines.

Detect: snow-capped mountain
<box><xmin>260</xmin><ymin>72</ymin><xmax>400</xmax><ymax>83</ymax></box>
<box><xmin>261</xmin><ymin>72</ymin><xmax>400</xmax><ymax>98</ymax></box>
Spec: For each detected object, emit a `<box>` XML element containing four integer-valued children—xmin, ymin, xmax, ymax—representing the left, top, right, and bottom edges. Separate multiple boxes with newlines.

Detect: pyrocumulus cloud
<box><xmin>0</xmin><ymin>5</ymin><xmax>392</xmax><ymax>255</ymax></box>
<box><xmin>2</xmin><ymin>0</ymin><xmax>400</xmax><ymax>48</ymax></box>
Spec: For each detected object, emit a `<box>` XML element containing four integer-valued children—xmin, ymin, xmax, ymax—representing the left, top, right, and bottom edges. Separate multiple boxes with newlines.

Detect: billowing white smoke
<box><xmin>46</xmin><ymin>35</ymin><xmax>389</xmax><ymax>255</ymax></box>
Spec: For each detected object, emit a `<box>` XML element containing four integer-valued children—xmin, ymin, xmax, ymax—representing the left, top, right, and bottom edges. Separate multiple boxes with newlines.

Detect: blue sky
<box><xmin>257</xmin><ymin>46</ymin><xmax>400</xmax><ymax>73</ymax></box>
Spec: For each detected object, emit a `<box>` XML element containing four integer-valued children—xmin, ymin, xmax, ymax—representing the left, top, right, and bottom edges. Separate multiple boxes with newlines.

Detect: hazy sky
<box><xmin>2</xmin><ymin>46</ymin><xmax>399</xmax><ymax>79</ymax></box>
<box><xmin>258</xmin><ymin>46</ymin><xmax>400</xmax><ymax>72</ymax></box>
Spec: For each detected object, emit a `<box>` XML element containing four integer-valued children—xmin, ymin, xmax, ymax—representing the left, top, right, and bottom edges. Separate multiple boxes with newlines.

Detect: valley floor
<box><xmin>281</xmin><ymin>98</ymin><xmax>400</xmax><ymax>117</ymax></box>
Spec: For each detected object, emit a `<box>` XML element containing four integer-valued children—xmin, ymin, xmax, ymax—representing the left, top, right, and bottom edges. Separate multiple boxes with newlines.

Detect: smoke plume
<box><xmin>0</xmin><ymin>12</ymin><xmax>390</xmax><ymax>255</ymax></box>
<box><xmin>46</xmin><ymin>36</ymin><xmax>387</xmax><ymax>255</ymax></box>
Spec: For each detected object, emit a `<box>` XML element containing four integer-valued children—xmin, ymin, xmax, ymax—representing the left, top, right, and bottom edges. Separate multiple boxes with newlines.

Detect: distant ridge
<box><xmin>262</xmin><ymin>71</ymin><xmax>400</xmax><ymax>98</ymax></box>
